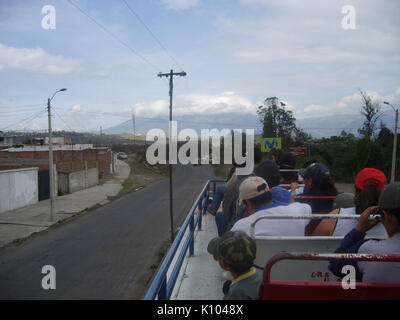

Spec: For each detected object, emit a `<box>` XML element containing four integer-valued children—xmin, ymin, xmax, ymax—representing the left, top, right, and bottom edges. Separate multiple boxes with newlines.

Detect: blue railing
<box><xmin>144</xmin><ymin>179</ymin><xmax>226</xmax><ymax>300</ymax></box>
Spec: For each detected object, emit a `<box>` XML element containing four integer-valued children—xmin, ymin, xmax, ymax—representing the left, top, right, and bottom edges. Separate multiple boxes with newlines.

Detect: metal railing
<box><xmin>144</xmin><ymin>179</ymin><xmax>226</xmax><ymax>300</ymax></box>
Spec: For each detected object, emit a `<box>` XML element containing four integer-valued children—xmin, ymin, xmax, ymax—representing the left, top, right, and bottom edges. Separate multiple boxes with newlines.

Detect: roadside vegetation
<box><xmin>112</xmin><ymin>145</ymin><xmax>169</xmax><ymax>193</ymax></box>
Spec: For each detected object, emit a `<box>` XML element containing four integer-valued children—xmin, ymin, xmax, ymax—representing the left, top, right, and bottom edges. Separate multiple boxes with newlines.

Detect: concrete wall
<box><xmin>0</xmin><ymin>167</ymin><xmax>38</xmax><ymax>213</ymax></box>
<box><xmin>0</xmin><ymin>147</ymin><xmax>112</xmax><ymax>177</ymax></box>
<box><xmin>69</xmin><ymin>168</ymin><xmax>99</xmax><ymax>193</ymax></box>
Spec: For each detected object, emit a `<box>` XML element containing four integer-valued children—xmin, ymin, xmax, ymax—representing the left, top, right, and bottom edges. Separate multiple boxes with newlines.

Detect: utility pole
<box><xmin>47</xmin><ymin>88</ymin><xmax>67</xmax><ymax>222</ymax></box>
<box><xmin>47</xmin><ymin>98</ymin><xmax>55</xmax><ymax>222</ymax></box>
<box><xmin>158</xmin><ymin>70</ymin><xmax>187</xmax><ymax>243</ymax></box>
<box><xmin>132</xmin><ymin>113</ymin><xmax>135</xmax><ymax>145</ymax></box>
<box><xmin>393</xmin><ymin>109</ymin><xmax>398</xmax><ymax>183</ymax></box>
<box><xmin>384</xmin><ymin>101</ymin><xmax>398</xmax><ymax>183</ymax></box>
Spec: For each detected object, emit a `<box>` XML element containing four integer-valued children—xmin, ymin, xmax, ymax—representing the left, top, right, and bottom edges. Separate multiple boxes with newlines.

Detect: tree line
<box><xmin>257</xmin><ymin>92</ymin><xmax>399</xmax><ymax>182</ymax></box>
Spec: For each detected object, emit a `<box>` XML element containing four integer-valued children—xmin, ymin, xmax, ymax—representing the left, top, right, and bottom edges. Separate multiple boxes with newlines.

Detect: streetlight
<box><xmin>48</xmin><ymin>88</ymin><xmax>67</xmax><ymax>222</ymax></box>
<box><xmin>384</xmin><ymin>101</ymin><xmax>398</xmax><ymax>184</ymax></box>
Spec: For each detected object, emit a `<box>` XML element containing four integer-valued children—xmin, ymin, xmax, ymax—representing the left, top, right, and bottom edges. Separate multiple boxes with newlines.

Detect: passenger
<box><xmin>208</xmin><ymin>148</ymin><xmax>262</xmax><ymax>216</ymax></box>
<box><xmin>221</xmin><ymin>160</ymin><xmax>282</xmax><ymax>234</ymax></box>
<box><xmin>332</xmin><ymin>192</ymin><xmax>355</xmax><ymax>210</ymax></box>
<box><xmin>329</xmin><ymin>183</ymin><xmax>400</xmax><ymax>283</ymax></box>
<box><xmin>278</xmin><ymin>152</ymin><xmax>298</xmax><ymax>183</ymax></box>
<box><xmin>271</xmin><ymin>186</ymin><xmax>292</xmax><ymax>206</ymax></box>
<box><xmin>207</xmin><ymin>231</ymin><xmax>262</xmax><ymax>300</ymax></box>
<box><xmin>270</xmin><ymin>149</ymin><xmax>285</xmax><ymax>164</ymax></box>
<box><xmin>295</xmin><ymin>162</ymin><xmax>338</xmax><ymax>235</ymax></box>
<box><xmin>214</xmin><ymin>147</ymin><xmax>263</xmax><ymax>236</ymax></box>
<box><xmin>312</xmin><ymin>168</ymin><xmax>387</xmax><ymax>237</ymax></box>
<box><xmin>290</xmin><ymin>158</ymin><xmax>318</xmax><ymax>195</ymax></box>
<box><xmin>230</xmin><ymin>176</ymin><xmax>311</xmax><ymax>236</ymax></box>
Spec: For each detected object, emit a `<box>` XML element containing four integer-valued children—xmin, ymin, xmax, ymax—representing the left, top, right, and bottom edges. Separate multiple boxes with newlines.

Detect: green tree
<box><xmin>358</xmin><ymin>90</ymin><xmax>382</xmax><ymax>140</ymax></box>
<box><xmin>377</xmin><ymin>123</ymin><xmax>393</xmax><ymax>148</ymax></box>
<box><xmin>257</xmin><ymin>97</ymin><xmax>297</xmax><ymax>146</ymax></box>
<box><xmin>293</xmin><ymin>127</ymin><xmax>312</xmax><ymax>146</ymax></box>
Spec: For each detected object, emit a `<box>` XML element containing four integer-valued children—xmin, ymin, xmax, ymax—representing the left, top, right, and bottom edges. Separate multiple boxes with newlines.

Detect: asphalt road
<box><xmin>0</xmin><ymin>164</ymin><xmax>215</xmax><ymax>299</ymax></box>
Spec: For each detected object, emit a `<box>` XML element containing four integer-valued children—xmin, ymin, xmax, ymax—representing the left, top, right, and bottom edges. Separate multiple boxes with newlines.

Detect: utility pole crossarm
<box><xmin>158</xmin><ymin>70</ymin><xmax>187</xmax><ymax>78</ymax></box>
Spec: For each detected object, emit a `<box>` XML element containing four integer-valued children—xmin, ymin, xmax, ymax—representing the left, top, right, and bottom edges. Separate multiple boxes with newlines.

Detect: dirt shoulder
<box><xmin>115</xmin><ymin>152</ymin><xmax>169</xmax><ymax>196</ymax></box>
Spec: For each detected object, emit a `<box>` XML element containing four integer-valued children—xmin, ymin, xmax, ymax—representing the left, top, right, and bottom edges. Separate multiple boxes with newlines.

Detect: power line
<box><xmin>65</xmin><ymin>0</ymin><xmax>161</xmax><ymax>73</ymax></box>
<box><xmin>0</xmin><ymin>103</ymin><xmax>46</xmax><ymax>108</ymax></box>
<box><xmin>1</xmin><ymin>110</ymin><xmax>47</xmax><ymax>131</ymax></box>
<box><xmin>122</xmin><ymin>0</ymin><xmax>184</xmax><ymax>70</ymax></box>
<box><xmin>51</xmin><ymin>107</ymin><xmax>80</xmax><ymax>132</ymax></box>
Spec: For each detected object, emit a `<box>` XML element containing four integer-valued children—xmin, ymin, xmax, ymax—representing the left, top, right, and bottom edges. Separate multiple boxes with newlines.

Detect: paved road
<box><xmin>0</xmin><ymin>164</ymin><xmax>215</xmax><ymax>299</ymax></box>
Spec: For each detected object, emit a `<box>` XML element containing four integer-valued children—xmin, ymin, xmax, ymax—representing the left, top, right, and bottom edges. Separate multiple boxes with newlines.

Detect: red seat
<box><xmin>259</xmin><ymin>252</ymin><xmax>400</xmax><ymax>300</ymax></box>
<box><xmin>260</xmin><ymin>280</ymin><xmax>400</xmax><ymax>300</ymax></box>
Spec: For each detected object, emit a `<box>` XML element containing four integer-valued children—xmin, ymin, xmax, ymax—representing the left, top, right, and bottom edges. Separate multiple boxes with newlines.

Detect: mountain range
<box><xmin>104</xmin><ymin>112</ymin><xmax>396</xmax><ymax>139</ymax></box>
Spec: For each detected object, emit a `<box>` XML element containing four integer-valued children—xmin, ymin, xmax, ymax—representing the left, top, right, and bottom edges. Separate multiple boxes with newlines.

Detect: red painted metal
<box><xmin>294</xmin><ymin>195</ymin><xmax>336</xmax><ymax>200</ymax></box>
<box><xmin>260</xmin><ymin>252</ymin><xmax>400</xmax><ymax>300</ymax></box>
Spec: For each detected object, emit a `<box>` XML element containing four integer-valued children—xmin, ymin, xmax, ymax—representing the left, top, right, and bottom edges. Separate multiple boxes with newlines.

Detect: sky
<box><xmin>0</xmin><ymin>0</ymin><xmax>399</xmax><ymax>137</ymax></box>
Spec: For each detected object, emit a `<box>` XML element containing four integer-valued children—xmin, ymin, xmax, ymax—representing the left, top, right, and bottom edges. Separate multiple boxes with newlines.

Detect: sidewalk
<box><xmin>0</xmin><ymin>159</ymin><xmax>130</xmax><ymax>249</ymax></box>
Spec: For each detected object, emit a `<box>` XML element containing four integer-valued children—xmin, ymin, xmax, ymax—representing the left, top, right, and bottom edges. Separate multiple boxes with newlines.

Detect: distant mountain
<box><xmin>103</xmin><ymin>113</ymin><xmax>263</xmax><ymax>136</ymax></box>
<box><xmin>104</xmin><ymin>112</ymin><xmax>396</xmax><ymax>139</ymax></box>
<box><xmin>296</xmin><ymin>113</ymin><xmax>395</xmax><ymax>138</ymax></box>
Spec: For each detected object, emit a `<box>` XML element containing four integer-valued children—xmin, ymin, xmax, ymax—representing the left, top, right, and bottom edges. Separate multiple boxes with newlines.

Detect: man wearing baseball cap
<box><xmin>230</xmin><ymin>176</ymin><xmax>311</xmax><ymax>236</ymax></box>
<box><xmin>329</xmin><ymin>183</ymin><xmax>400</xmax><ymax>283</ymax></box>
<box><xmin>207</xmin><ymin>231</ymin><xmax>261</xmax><ymax>300</ymax></box>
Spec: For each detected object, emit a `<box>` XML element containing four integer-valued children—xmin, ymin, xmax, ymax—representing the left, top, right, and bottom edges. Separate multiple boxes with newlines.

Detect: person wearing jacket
<box><xmin>329</xmin><ymin>183</ymin><xmax>400</xmax><ymax>283</ymax></box>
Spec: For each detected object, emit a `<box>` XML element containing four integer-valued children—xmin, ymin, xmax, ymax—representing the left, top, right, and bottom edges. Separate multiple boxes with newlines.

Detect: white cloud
<box><xmin>297</xmin><ymin>88</ymin><xmax>400</xmax><ymax>119</ymax></box>
<box><xmin>0</xmin><ymin>43</ymin><xmax>85</xmax><ymax>75</ymax></box>
<box><xmin>161</xmin><ymin>0</ymin><xmax>198</xmax><ymax>10</ymax></box>
<box><xmin>215</xmin><ymin>1</ymin><xmax>400</xmax><ymax>67</ymax></box>
<box><xmin>126</xmin><ymin>91</ymin><xmax>256</xmax><ymax>117</ymax></box>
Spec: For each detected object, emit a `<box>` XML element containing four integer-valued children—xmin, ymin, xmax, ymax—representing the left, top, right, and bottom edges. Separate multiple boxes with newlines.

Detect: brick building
<box><xmin>0</xmin><ymin>145</ymin><xmax>116</xmax><ymax>197</ymax></box>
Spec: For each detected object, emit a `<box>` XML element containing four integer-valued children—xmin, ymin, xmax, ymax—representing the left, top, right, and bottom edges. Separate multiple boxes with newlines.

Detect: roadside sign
<box><xmin>290</xmin><ymin>147</ymin><xmax>307</xmax><ymax>156</ymax></box>
<box><xmin>261</xmin><ymin>137</ymin><xmax>281</xmax><ymax>152</ymax></box>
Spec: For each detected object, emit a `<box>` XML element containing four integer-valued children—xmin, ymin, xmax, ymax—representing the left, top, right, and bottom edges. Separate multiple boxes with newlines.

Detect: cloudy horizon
<box><xmin>1</xmin><ymin>0</ymin><xmax>399</xmax><ymax>137</ymax></box>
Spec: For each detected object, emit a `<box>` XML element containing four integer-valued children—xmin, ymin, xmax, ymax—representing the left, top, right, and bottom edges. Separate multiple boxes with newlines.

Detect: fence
<box><xmin>144</xmin><ymin>179</ymin><xmax>225</xmax><ymax>300</ymax></box>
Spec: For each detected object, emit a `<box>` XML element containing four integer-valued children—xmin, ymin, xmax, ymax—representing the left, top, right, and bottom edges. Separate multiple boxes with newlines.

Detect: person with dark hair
<box><xmin>329</xmin><ymin>183</ymin><xmax>400</xmax><ymax>283</ymax></box>
<box><xmin>278</xmin><ymin>152</ymin><xmax>299</xmax><ymax>183</ymax></box>
<box><xmin>207</xmin><ymin>231</ymin><xmax>262</xmax><ymax>300</ymax></box>
<box><xmin>253</xmin><ymin>160</ymin><xmax>281</xmax><ymax>188</ymax></box>
<box><xmin>312</xmin><ymin>168</ymin><xmax>387</xmax><ymax>237</ymax></box>
<box><xmin>270</xmin><ymin>149</ymin><xmax>285</xmax><ymax>164</ymax></box>
<box><xmin>230</xmin><ymin>176</ymin><xmax>311</xmax><ymax>236</ymax></box>
<box><xmin>295</xmin><ymin>163</ymin><xmax>338</xmax><ymax>235</ymax></box>
<box><xmin>290</xmin><ymin>158</ymin><xmax>318</xmax><ymax>195</ymax></box>
<box><xmin>213</xmin><ymin>146</ymin><xmax>263</xmax><ymax>235</ymax></box>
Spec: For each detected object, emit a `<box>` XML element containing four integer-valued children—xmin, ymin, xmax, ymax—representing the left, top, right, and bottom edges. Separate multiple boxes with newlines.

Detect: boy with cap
<box><xmin>207</xmin><ymin>231</ymin><xmax>262</xmax><ymax>300</ymax></box>
<box><xmin>329</xmin><ymin>183</ymin><xmax>400</xmax><ymax>283</ymax></box>
<box><xmin>230</xmin><ymin>176</ymin><xmax>311</xmax><ymax>237</ymax></box>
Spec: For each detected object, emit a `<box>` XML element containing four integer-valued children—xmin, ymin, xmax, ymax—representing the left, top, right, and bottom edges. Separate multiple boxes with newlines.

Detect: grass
<box><xmin>212</xmin><ymin>163</ymin><xmax>232</xmax><ymax>179</ymax></box>
<box><xmin>121</xmin><ymin>152</ymin><xmax>170</xmax><ymax>193</ymax></box>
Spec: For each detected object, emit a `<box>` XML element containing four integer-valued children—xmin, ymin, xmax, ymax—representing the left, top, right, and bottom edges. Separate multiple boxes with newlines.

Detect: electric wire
<box><xmin>51</xmin><ymin>106</ymin><xmax>80</xmax><ymax>133</ymax></box>
<box><xmin>65</xmin><ymin>0</ymin><xmax>162</xmax><ymax>73</ymax></box>
<box><xmin>122</xmin><ymin>0</ymin><xmax>184</xmax><ymax>71</ymax></box>
<box><xmin>0</xmin><ymin>103</ymin><xmax>46</xmax><ymax>108</ymax></box>
<box><xmin>1</xmin><ymin>109</ymin><xmax>47</xmax><ymax>131</ymax></box>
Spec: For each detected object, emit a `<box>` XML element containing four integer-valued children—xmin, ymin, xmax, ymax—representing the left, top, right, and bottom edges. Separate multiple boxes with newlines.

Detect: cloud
<box><xmin>127</xmin><ymin>91</ymin><xmax>256</xmax><ymax>117</ymax></box>
<box><xmin>160</xmin><ymin>0</ymin><xmax>199</xmax><ymax>10</ymax></box>
<box><xmin>215</xmin><ymin>1</ymin><xmax>400</xmax><ymax>68</ymax></box>
<box><xmin>296</xmin><ymin>88</ymin><xmax>400</xmax><ymax>119</ymax></box>
<box><xmin>0</xmin><ymin>43</ymin><xmax>85</xmax><ymax>75</ymax></box>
